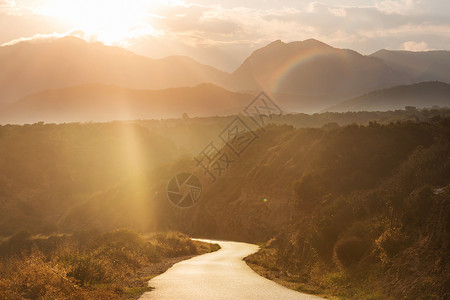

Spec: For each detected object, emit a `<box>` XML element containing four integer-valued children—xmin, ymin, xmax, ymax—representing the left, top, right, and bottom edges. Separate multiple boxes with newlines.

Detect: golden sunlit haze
<box><xmin>36</xmin><ymin>0</ymin><xmax>169</xmax><ymax>44</ymax></box>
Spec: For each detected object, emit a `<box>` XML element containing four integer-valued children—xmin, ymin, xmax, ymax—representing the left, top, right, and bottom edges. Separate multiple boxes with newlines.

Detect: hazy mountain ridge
<box><xmin>0</xmin><ymin>83</ymin><xmax>252</xmax><ymax>124</ymax></box>
<box><xmin>224</xmin><ymin>39</ymin><xmax>408</xmax><ymax>100</ymax></box>
<box><xmin>1</xmin><ymin>37</ymin><xmax>450</xmax><ymax>120</ymax></box>
<box><xmin>0</xmin><ymin>36</ymin><xmax>229</xmax><ymax>105</ymax></box>
<box><xmin>4</xmin><ymin>81</ymin><xmax>449</xmax><ymax>124</ymax></box>
<box><xmin>324</xmin><ymin>81</ymin><xmax>450</xmax><ymax>112</ymax></box>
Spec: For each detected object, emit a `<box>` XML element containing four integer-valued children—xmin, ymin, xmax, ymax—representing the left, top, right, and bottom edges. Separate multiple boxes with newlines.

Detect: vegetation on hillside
<box><xmin>0</xmin><ymin>122</ymin><xmax>181</xmax><ymax>236</ymax></box>
<box><xmin>1</xmin><ymin>109</ymin><xmax>449</xmax><ymax>299</ymax></box>
<box><xmin>0</xmin><ymin>229</ymin><xmax>218</xmax><ymax>299</ymax></box>
<box><xmin>244</xmin><ymin>120</ymin><xmax>450</xmax><ymax>299</ymax></box>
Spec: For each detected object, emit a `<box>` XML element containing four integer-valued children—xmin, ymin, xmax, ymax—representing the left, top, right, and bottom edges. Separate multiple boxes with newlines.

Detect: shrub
<box><xmin>5</xmin><ymin>230</ymin><xmax>32</xmax><ymax>253</ymax></box>
<box><xmin>375</xmin><ymin>227</ymin><xmax>407</xmax><ymax>264</ymax></box>
<box><xmin>0</xmin><ymin>250</ymin><xmax>79</xmax><ymax>299</ymax></box>
<box><xmin>334</xmin><ymin>237</ymin><xmax>367</xmax><ymax>267</ymax></box>
<box><xmin>67</xmin><ymin>256</ymin><xmax>110</xmax><ymax>286</ymax></box>
<box><xmin>294</xmin><ymin>173</ymin><xmax>324</xmax><ymax>208</ymax></box>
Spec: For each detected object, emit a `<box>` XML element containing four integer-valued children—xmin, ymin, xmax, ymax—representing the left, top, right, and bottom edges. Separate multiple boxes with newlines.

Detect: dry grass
<box><xmin>0</xmin><ymin>229</ymin><xmax>218</xmax><ymax>299</ymax></box>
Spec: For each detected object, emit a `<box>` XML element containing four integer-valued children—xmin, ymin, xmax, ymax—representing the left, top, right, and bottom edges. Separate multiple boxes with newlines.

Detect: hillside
<box><xmin>0</xmin><ymin>122</ymin><xmax>183</xmax><ymax>236</ymax></box>
<box><xmin>0</xmin><ymin>37</ymin><xmax>229</xmax><ymax>105</ymax></box>
<box><xmin>0</xmin><ymin>83</ymin><xmax>252</xmax><ymax>124</ymax></box>
<box><xmin>0</xmin><ymin>113</ymin><xmax>449</xmax><ymax>298</ymax></box>
<box><xmin>75</xmin><ymin>119</ymin><xmax>450</xmax><ymax>299</ymax></box>
<box><xmin>57</xmin><ymin>118</ymin><xmax>450</xmax><ymax>299</ymax></box>
<box><xmin>371</xmin><ymin>49</ymin><xmax>450</xmax><ymax>84</ymax></box>
<box><xmin>324</xmin><ymin>81</ymin><xmax>450</xmax><ymax>112</ymax></box>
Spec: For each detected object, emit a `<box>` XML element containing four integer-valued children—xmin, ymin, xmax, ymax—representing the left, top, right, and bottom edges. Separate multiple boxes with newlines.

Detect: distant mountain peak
<box><xmin>0</xmin><ymin>37</ymin><xmax>229</xmax><ymax>105</ymax></box>
<box><xmin>56</xmin><ymin>36</ymin><xmax>86</xmax><ymax>43</ymax></box>
<box><xmin>262</xmin><ymin>38</ymin><xmax>332</xmax><ymax>51</ymax></box>
<box><xmin>267</xmin><ymin>39</ymin><xmax>285</xmax><ymax>46</ymax></box>
<box><xmin>299</xmin><ymin>38</ymin><xmax>331</xmax><ymax>47</ymax></box>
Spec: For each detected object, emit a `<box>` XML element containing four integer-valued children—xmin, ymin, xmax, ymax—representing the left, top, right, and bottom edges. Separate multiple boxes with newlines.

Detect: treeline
<box><xmin>135</xmin><ymin>107</ymin><xmax>450</xmax><ymax>153</ymax></box>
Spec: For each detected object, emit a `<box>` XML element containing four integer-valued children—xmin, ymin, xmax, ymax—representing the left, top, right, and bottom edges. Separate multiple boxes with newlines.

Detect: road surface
<box><xmin>139</xmin><ymin>239</ymin><xmax>323</xmax><ymax>300</ymax></box>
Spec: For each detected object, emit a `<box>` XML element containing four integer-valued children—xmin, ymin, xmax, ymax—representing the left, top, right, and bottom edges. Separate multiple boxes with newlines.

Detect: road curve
<box><xmin>139</xmin><ymin>239</ymin><xmax>323</xmax><ymax>300</ymax></box>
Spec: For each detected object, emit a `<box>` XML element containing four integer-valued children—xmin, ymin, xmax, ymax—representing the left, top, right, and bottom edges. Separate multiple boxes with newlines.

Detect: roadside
<box><xmin>0</xmin><ymin>230</ymin><xmax>220</xmax><ymax>299</ymax></box>
<box><xmin>244</xmin><ymin>247</ymin><xmax>333</xmax><ymax>299</ymax></box>
<box><xmin>123</xmin><ymin>239</ymin><xmax>221</xmax><ymax>299</ymax></box>
<box><xmin>244</xmin><ymin>244</ymin><xmax>391</xmax><ymax>300</ymax></box>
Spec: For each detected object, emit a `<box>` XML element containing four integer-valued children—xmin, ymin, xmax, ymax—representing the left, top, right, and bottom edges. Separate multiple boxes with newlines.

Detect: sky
<box><xmin>0</xmin><ymin>0</ymin><xmax>449</xmax><ymax>71</ymax></box>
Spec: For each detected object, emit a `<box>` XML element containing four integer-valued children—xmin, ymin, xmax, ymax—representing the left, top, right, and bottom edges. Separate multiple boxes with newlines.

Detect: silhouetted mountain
<box><xmin>223</xmin><ymin>39</ymin><xmax>407</xmax><ymax>108</ymax></box>
<box><xmin>371</xmin><ymin>49</ymin><xmax>450</xmax><ymax>83</ymax></box>
<box><xmin>324</xmin><ymin>81</ymin><xmax>450</xmax><ymax>112</ymax></box>
<box><xmin>0</xmin><ymin>37</ymin><xmax>229</xmax><ymax>105</ymax></box>
<box><xmin>0</xmin><ymin>83</ymin><xmax>252</xmax><ymax>124</ymax></box>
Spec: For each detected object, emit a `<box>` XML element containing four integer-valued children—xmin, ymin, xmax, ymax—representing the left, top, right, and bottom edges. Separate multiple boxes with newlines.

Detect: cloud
<box><xmin>0</xmin><ymin>0</ymin><xmax>21</xmax><ymax>15</ymax></box>
<box><xmin>1</xmin><ymin>0</ymin><xmax>449</xmax><ymax>71</ymax></box>
<box><xmin>154</xmin><ymin>4</ymin><xmax>241</xmax><ymax>36</ymax></box>
<box><xmin>1</xmin><ymin>32</ymin><xmax>62</xmax><ymax>45</ymax></box>
<box><xmin>1</xmin><ymin>30</ymin><xmax>88</xmax><ymax>46</ymax></box>
<box><xmin>402</xmin><ymin>41</ymin><xmax>430</xmax><ymax>51</ymax></box>
<box><xmin>375</xmin><ymin>0</ymin><xmax>422</xmax><ymax>15</ymax></box>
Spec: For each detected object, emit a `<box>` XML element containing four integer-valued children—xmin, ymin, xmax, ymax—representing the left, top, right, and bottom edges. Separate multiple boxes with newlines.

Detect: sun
<box><xmin>37</xmin><ymin>0</ymin><xmax>165</xmax><ymax>45</ymax></box>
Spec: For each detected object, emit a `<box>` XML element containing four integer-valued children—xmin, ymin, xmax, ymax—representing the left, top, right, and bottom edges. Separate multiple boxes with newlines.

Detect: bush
<box><xmin>6</xmin><ymin>230</ymin><xmax>32</xmax><ymax>253</ymax></box>
<box><xmin>67</xmin><ymin>256</ymin><xmax>110</xmax><ymax>286</ymax></box>
<box><xmin>334</xmin><ymin>237</ymin><xmax>367</xmax><ymax>267</ymax></box>
<box><xmin>0</xmin><ymin>250</ymin><xmax>79</xmax><ymax>299</ymax></box>
<box><xmin>375</xmin><ymin>228</ymin><xmax>407</xmax><ymax>264</ymax></box>
<box><xmin>294</xmin><ymin>173</ymin><xmax>324</xmax><ymax>208</ymax></box>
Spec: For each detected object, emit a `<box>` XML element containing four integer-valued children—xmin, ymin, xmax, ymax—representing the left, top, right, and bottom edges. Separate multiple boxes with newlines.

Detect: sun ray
<box><xmin>35</xmin><ymin>0</ymin><xmax>167</xmax><ymax>45</ymax></box>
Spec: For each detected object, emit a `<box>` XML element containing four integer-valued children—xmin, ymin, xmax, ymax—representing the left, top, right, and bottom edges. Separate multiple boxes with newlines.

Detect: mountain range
<box><xmin>0</xmin><ymin>36</ymin><xmax>228</xmax><ymax>105</ymax></box>
<box><xmin>0</xmin><ymin>83</ymin><xmax>251</xmax><ymax>124</ymax></box>
<box><xmin>324</xmin><ymin>81</ymin><xmax>450</xmax><ymax>112</ymax></box>
<box><xmin>0</xmin><ymin>37</ymin><xmax>449</xmax><ymax>123</ymax></box>
<box><xmin>224</xmin><ymin>39</ymin><xmax>406</xmax><ymax>98</ymax></box>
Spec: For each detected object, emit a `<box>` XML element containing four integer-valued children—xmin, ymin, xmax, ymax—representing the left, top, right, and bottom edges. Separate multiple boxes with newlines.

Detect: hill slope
<box><xmin>324</xmin><ymin>81</ymin><xmax>450</xmax><ymax>112</ymax></box>
<box><xmin>0</xmin><ymin>37</ymin><xmax>229</xmax><ymax>105</ymax></box>
<box><xmin>0</xmin><ymin>83</ymin><xmax>252</xmax><ymax>124</ymax></box>
<box><xmin>0</xmin><ymin>116</ymin><xmax>449</xmax><ymax>298</ymax></box>
<box><xmin>63</xmin><ymin>120</ymin><xmax>450</xmax><ymax>299</ymax></box>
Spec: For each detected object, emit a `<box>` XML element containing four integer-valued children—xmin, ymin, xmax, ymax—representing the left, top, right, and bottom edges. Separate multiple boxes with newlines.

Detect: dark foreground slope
<box><xmin>0</xmin><ymin>112</ymin><xmax>448</xmax><ymax>299</ymax></box>
<box><xmin>59</xmin><ymin>118</ymin><xmax>449</xmax><ymax>299</ymax></box>
<box><xmin>244</xmin><ymin>122</ymin><xmax>450</xmax><ymax>299</ymax></box>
